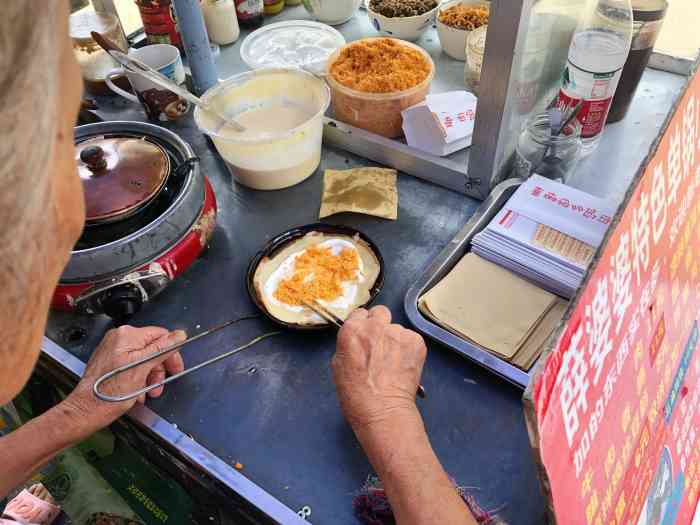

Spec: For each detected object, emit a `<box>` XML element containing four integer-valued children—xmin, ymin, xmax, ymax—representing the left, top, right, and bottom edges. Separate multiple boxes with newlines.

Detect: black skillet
<box><xmin>246</xmin><ymin>223</ymin><xmax>386</xmax><ymax>330</ymax></box>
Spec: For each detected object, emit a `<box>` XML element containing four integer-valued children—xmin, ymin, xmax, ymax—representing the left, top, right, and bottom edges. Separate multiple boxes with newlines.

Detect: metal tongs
<box><xmin>93</xmin><ymin>315</ymin><xmax>280</xmax><ymax>402</ymax></box>
<box><xmin>90</xmin><ymin>31</ymin><xmax>246</xmax><ymax>133</ymax></box>
<box><xmin>303</xmin><ymin>300</ymin><xmax>427</xmax><ymax>399</ymax></box>
<box><xmin>94</xmin><ymin>306</ymin><xmax>425</xmax><ymax>402</ymax></box>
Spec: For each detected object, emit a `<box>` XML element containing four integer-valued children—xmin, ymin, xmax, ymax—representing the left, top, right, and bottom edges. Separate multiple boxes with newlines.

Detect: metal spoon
<box><xmin>531</xmin><ymin>102</ymin><xmax>583</xmax><ymax>176</ymax></box>
<box><xmin>91</xmin><ymin>32</ymin><xmax>246</xmax><ymax>133</ymax></box>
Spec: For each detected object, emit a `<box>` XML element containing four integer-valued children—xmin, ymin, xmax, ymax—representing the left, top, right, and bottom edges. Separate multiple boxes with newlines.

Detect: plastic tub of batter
<box><xmin>194</xmin><ymin>68</ymin><xmax>330</xmax><ymax>190</ymax></box>
<box><xmin>326</xmin><ymin>38</ymin><xmax>435</xmax><ymax>139</ymax></box>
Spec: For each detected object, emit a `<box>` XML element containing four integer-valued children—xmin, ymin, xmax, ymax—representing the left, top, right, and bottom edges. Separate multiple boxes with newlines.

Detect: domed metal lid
<box><xmin>76</xmin><ymin>136</ymin><xmax>170</xmax><ymax>223</ymax></box>
<box><xmin>63</xmin><ymin>122</ymin><xmax>205</xmax><ymax>283</ymax></box>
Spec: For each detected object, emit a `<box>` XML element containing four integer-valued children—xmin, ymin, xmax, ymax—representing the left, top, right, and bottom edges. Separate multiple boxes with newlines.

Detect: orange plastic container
<box><xmin>326</xmin><ymin>38</ymin><xmax>435</xmax><ymax>139</ymax></box>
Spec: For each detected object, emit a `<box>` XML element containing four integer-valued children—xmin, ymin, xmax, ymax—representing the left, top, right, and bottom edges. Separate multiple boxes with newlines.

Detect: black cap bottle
<box><xmin>235</xmin><ymin>0</ymin><xmax>264</xmax><ymax>29</ymax></box>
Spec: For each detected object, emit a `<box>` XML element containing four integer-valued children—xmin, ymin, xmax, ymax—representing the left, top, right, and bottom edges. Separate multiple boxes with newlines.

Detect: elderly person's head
<box><xmin>0</xmin><ymin>0</ymin><xmax>85</xmax><ymax>404</ymax></box>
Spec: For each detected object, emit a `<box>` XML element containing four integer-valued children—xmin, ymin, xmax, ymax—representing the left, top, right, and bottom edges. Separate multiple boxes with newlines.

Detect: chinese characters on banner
<box><xmin>530</xmin><ymin>66</ymin><xmax>700</xmax><ymax>525</ymax></box>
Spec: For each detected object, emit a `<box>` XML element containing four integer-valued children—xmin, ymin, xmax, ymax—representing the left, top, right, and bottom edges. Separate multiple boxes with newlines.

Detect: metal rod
<box><xmin>90</xmin><ymin>32</ymin><xmax>244</xmax><ymax>132</ymax></box>
<box><xmin>42</xmin><ymin>337</ymin><xmax>307</xmax><ymax>524</ymax></box>
<box><xmin>172</xmin><ymin>0</ymin><xmax>218</xmax><ymax>95</ymax></box>
<box><xmin>93</xmin><ymin>314</ymin><xmax>265</xmax><ymax>402</ymax></box>
<box><xmin>94</xmin><ymin>332</ymin><xmax>280</xmax><ymax>402</ymax></box>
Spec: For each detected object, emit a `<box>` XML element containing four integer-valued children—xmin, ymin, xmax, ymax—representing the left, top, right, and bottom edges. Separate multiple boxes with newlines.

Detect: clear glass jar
<box><xmin>70</xmin><ymin>11</ymin><xmax>128</xmax><ymax>96</ymax></box>
<box><xmin>514</xmin><ymin>113</ymin><xmax>583</xmax><ymax>182</ymax></box>
<box><xmin>464</xmin><ymin>25</ymin><xmax>487</xmax><ymax>95</ymax></box>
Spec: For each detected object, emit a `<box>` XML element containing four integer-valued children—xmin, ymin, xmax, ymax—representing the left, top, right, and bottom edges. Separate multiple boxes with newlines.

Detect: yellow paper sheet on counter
<box><xmin>419</xmin><ymin>253</ymin><xmax>557</xmax><ymax>359</ymax></box>
<box><xmin>511</xmin><ymin>299</ymin><xmax>568</xmax><ymax>370</ymax></box>
<box><xmin>319</xmin><ymin>168</ymin><xmax>398</xmax><ymax>220</ymax></box>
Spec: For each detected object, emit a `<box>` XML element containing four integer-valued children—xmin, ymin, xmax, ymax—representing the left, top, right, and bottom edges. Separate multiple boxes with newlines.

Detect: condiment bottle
<box><xmin>202</xmin><ymin>0</ymin><xmax>240</xmax><ymax>45</ymax></box>
<box><xmin>464</xmin><ymin>25</ymin><xmax>487</xmax><ymax>96</ymax></box>
<box><xmin>555</xmin><ymin>0</ymin><xmax>633</xmax><ymax>155</ymax></box>
<box><xmin>264</xmin><ymin>0</ymin><xmax>285</xmax><ymax>15</ymax></box>
<box><xmin>606</xmin><ymin>0</ymin><xmax>668</xmax><ymax>123</ymax></box>
<box><xmin>235</xmin><ymin>0</ymin><xmax>264</xmax><ymax>28</ymax></box>
<box><xmin>135</xmin><ymin>0</ymin><xmax>183</xmax><ymax>49</ymax></box>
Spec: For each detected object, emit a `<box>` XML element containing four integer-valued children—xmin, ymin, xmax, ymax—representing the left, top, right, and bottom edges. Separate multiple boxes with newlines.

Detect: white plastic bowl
<box><xmin>436</xmin><ymin>0</ymin><xmax>489</xmax><ymax>61</ymax></box>
<box><xmin>366</xmin><ymin>2</ymin><xmax>438</xmax><ymax>42</ymax></box>
<box><xmin>239</xmin><ymin>21</ymin><xmax>346</xmax><ymax>76</ymax></box>
<box><xmin>194</xmin><ymin>68</ymin><xmax>330</xmax><ymax>191</ymax></box>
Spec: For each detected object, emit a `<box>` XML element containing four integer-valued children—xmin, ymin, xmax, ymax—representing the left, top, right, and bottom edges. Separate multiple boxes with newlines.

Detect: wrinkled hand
<box><xmin>332</xmin><ymin>306</ymin><xmax>427</xmax><ymax>431</ymax></box>
<box><xmin>63</xmin><ymin>325</ymin><xmax>186</xmax><ymax>435</ymax></box>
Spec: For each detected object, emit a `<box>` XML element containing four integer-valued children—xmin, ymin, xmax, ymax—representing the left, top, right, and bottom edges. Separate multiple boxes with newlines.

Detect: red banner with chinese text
<box><xmin>532</xmin><ymin>66</ymin><xmax>700</xmax><ymax>525</ymax></box>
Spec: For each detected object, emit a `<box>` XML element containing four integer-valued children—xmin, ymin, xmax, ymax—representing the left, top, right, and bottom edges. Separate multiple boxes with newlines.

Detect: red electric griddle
<box><xmin>52</xmin><ymin>121</ymin><xmax>217</xmax><ymax>320</ymax></box>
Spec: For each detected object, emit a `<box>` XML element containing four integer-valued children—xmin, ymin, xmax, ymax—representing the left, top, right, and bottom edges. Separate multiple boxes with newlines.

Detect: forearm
<box><xmin>0</xmin><ymin>401</ymin><xmax>88</xmax><ymax>498</ymax></box>
<box><xmin>355</xmin><ymin>408</ymin><xmax>476</xmax><ymax>525</ymax></box>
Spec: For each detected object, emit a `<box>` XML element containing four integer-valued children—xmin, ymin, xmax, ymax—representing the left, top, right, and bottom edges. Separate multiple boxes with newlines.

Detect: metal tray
<box><xmin>404</xmin><ymin>178</ymin><xmax>532</xmax><ymax>388</ymax></box>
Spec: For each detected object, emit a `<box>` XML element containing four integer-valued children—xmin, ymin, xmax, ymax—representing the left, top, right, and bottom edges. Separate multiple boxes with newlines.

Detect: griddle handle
<box><xmin>92</xmin><ymin>314</ymin><xmax>278</xmax><ymax>403</ymax></box>
<box><xmin>172</xmin><ymin>156</ymin><xmax>200</xmax><ymax>179</ymax></box>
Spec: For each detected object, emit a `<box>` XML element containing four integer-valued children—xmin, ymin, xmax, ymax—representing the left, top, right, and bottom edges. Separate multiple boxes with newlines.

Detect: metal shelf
<box><xmin>213</xmin><ymin>5</ymin><xmax>473</xmax><ymax>194</ymax></box>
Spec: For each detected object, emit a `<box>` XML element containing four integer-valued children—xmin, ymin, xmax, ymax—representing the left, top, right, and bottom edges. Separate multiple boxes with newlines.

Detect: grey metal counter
<box><xmin>213</xmin><ymin>5</ymin><xmax>472</xmax><ymax>193</ymax></box>
<box><xmin>209</xmin><ymin>5</ymin><xmax>687</xmax><ymax>203</ymax></box>
<box><xmin>43</xmin><ymin>6</ymin><xmax>688</xmax><ymax>524</ymax></box>
<box><xmin>48</xmin><ymin>98</ymin><xmax>544</xmax><ymax>523</ymax></box>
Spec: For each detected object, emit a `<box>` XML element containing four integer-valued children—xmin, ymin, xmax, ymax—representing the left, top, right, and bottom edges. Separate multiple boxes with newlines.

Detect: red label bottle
<box><xmin>235</xmin><ymin>0</ymin><xmax>264</xmax><ymax>29</ymax></box>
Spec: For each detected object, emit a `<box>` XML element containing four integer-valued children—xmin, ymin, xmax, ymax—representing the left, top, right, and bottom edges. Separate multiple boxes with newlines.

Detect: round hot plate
<box><xmin>54</xmin><ymin>122</ymin><xmax>217</xmax><ymax>319</ymax></box>
<box><xmin>62</xmin><ymin>122</ymin><xmax>207</xmax><ymax>283</ymax></box>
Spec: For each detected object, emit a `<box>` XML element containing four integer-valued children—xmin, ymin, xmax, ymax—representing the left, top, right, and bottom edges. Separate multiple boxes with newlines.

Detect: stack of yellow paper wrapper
<box><xmin>419</xmin><ymin>253</ymin><xmax>567</xmax><ymax>370</ymax></box>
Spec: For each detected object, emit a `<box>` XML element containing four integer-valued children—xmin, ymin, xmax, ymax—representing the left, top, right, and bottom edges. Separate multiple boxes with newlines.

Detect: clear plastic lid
<box><xmin>240</xmin><ymin>21</ymin><xmax>346</xmax><ymax>75</ymax></box>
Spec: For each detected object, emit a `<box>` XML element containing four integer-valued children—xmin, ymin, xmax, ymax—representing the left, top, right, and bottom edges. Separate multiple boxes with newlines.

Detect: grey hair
<box><xmin>0</xmin><ymin>2</ymin><xmax>59</xmax><ymax>307</ymax></box>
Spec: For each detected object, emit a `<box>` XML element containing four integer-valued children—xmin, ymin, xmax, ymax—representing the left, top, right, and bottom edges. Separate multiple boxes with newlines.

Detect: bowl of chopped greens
<box><xmin>366</xmin><ymin>0</ymin><xmax>438</xmax><ymax>41</ymax></box>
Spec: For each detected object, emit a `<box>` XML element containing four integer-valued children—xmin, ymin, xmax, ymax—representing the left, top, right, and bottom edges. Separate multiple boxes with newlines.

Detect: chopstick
<box><xmin>303</xmin><ymin>300</ymin><xmax>427</xmax><ymax>399</ymax></box>
<box><xmin>303</xmin><ymin>299</ymin><xmax>344</xmax><ymax>328</ymax></box>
